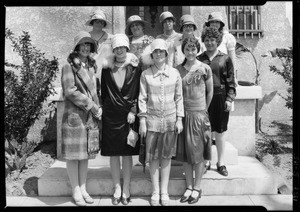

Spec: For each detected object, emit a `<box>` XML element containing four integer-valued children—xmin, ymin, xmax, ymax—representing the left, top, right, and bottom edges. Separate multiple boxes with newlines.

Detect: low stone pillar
<box><xmin>49</xmin><ymin>87</ymin><xmax>64</xmax><ymax>159</ymax></box>
<box><xmin>225</xmin><ymin>85</ymin><xmax>262</xmax><ymax>156</ymax></box>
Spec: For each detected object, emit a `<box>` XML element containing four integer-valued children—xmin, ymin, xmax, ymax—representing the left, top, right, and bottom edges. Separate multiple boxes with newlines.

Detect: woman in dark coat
<box><xmin>61</xmin><ymin>31</ymin><xmax>102</xmax><ymax>206</ymax></box>
<box><xmin>101</xmin><ymin>34</ymin><xmax>142</xmax><ymax>205</ymax></box>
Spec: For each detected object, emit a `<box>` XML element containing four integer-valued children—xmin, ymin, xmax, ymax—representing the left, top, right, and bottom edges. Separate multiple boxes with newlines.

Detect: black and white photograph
<box><xmin>4</xmin><ymin>3</ymin><xmax>296</xmax><ymax>210</ymax></box>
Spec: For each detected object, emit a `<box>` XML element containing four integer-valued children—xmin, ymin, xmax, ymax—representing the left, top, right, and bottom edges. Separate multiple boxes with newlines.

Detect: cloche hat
<box><xmin>141</xmin><ymin>38</ymin><xmax>168</xmax><ymax>66</ymax></box>
<box><xmin>205</xmin><ymin>12</ymin><xmax>225</xmax><ymax>27</ymax></box>
<box><xmin>73</xmin><ymin>31</ymin><xmax>97</xmax><ymax>53</ymax></box>
<box><xmin>179</xmin><ymin>14</ymin><xmax>197</xmax><ymax>32</ymax></box>
<box><xmin>85</xmin><ymin>9</ymin><xmax>111</xmax><ymax>28</ymax></box>
<box><xmin>159</xmin><ymin>11</ymin><xmax>176</xmax><ymax>23</ymax></box>
<box><xmin>150</xmin><ymin>38</ymin><xmax>169</xmax><ymax>55</ymax></box>
<box><xmin>125</xmin><ymin>15</ymin><xmax>150</xmax><ymax>36</ymax></box>
<box><xmin>111</xmin><ymin>34</ymin><xmax>130</xmax><ymax>51</ymax></box>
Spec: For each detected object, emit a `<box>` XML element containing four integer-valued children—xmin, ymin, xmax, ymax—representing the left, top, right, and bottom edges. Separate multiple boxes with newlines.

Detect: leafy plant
<box><xmin>257</xmin><ymin>137</ymin><xmax>284</xmax><ymax>155</ymax></box>
<box><xmin>269</xmin><ymin>47</ymin><xmax>293</xmax><ymax>109</ymax></box>
<box><xmin>5</xmin><ymin>28</ymin><xmax>59</xmax><ymax>174</ymax></box>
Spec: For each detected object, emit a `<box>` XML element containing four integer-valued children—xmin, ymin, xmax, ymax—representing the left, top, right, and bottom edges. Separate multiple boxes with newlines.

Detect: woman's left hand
<box><xmin>127</xmin><ymin>112</ymin><xmax>136</xmax><ymax>124</ymax></box>
<box><xmin>175</xmin><ymin>119</ymin><xmax>183</xmax><ymax>134</ymax></box>
<box><xmin>224</xmin><ymin>101</ymin><xmax>232</xmax><ymax>112</ymax></box>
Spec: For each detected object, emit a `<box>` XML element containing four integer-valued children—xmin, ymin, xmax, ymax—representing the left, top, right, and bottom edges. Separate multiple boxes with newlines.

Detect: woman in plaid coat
<box><xmin>61</xmin><ymin>31</ymin><xmax>102</xmax><ymax>206</ymax></box>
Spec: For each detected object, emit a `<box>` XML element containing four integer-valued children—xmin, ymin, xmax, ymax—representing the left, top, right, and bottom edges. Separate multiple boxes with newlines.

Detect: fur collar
<box><xmin>102</xmin><ymin>52</ymin><xmax>139</xmax><ymax>69</ymax></box>
<box><xmin>140</xmin><ymin>44</ymin><xmax>153</xmax><ymax>66</ymax></box>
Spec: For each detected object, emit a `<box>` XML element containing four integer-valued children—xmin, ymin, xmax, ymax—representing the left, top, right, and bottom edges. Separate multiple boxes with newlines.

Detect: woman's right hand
<box><xmin>91</xmin><ymin>105</ymin><xmax>102</xmax><ymax>120</ymax></box>
<box><xmin>139</xmin><ymin>118</ymin><xmax>147</xmax><ymax>137</ymax></box>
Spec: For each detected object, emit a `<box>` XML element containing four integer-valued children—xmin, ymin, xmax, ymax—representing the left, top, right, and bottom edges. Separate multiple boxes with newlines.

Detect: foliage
<box><xmin>5</xmin><ymin>28</ymin><xmax>59</xmax><ymax>174</ymax></box>
<box><xmin>269</xmin><ymin>47</ymin><xmax>293</xmax><ymax>109</ymax></box>
<box><xmin>5</xmin><ymin>139</ymin><xmax>37</xmax><ymax>178</ymax></box>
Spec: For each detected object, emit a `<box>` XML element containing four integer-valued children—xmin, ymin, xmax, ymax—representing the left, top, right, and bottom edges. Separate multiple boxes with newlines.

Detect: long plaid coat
<box><xmin>61</xmin><ymin>62</ymin><xmax>101</xmax><ymax>160</ymax></box>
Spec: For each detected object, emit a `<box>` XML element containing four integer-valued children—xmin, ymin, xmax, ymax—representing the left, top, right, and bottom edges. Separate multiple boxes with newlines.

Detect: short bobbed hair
<box><xmin>201</xmin><ymin>26</ymin><xmax>223</xmax><ymax>47</ymax></box>
<box><xmin>181</xmin><ymin>37</ymin><xmax>201</xmax><ymax>53</ymax></box>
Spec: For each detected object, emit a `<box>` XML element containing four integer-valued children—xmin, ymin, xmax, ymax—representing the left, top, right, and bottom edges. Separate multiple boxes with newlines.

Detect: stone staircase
<box><xmin>38</xmin><ymin>142</ymin><xmax>278</xmax><ymax>196</ymax></box>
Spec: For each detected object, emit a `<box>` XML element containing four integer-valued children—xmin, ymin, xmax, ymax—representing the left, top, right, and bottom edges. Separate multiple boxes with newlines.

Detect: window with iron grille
<box><xmin>226</xmin><ymin>6</ymin><xmax>264</xmax><ymax>38</ymax></box>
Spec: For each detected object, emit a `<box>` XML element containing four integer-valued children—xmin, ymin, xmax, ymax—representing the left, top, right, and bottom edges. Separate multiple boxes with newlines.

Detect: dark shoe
<box><xmin>121</xmin><ymin>196</ymin><xmax>131</xmax><ymax>205</ymax></box>
<box><xmin>188</xmin><ymin>189</ymin><xmax>202</xmax><ymax>204</ymax></box>
<box><xmin>212</xmin><ymin>139</ymin><xmax>216</xmax><ymax>145</ymax></box>
<box><xmin>112</xmin><ymin>196</ymin><xmax>121</xmax><ymax>205</ymax></box>
<box><xmin>216</xmin><ymin>163</ymin><xmax>228</xmax><ymax>176</ymax></box>
<box><xmin>180</xmin><ymin>188</ymin><xmax>193</xmax><ymax>203</ymax></box>
<box><xmin>203</xmin><ymin>161</ymin><xmax>211</xmax><ymax>174</ymax></box>
<box><xmin>205</xmin><ymin>161</ymin><xmax>211</xmax><ymax>170</ymax></box>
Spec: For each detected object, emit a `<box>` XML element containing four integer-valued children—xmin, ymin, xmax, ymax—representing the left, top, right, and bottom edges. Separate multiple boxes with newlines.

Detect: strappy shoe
<box><xmin>161</xmin><ymin>193</ymin><xmax>169</xmax><ymax>206</ymax></box>
<box><xmin>112</xmin><ymin>195</ymin><xmax>121</xmax><ymax>205</ymax></box>
<box><xmin>150</xmin><ymin>192</ymin><xmax>160</xmax><ymax>206</ymax></box>
<box><xmin>121</xmin><ymin>193</ymin><xmax>131</xmax><ymax>205</ymax></box>
<box><xmin>187</xmin><ymin>189</ymin><xmax>202</xmax><ymax>204</ymax></box>
<box><xmin>180</xmin><ymin>188</ymin><xmax>192</xmax><ymax>203</ymax></box>
<box><xmin>82</xmin><ymin>194</ymin><xmax>94</xmax><ymax>204</ymax></box>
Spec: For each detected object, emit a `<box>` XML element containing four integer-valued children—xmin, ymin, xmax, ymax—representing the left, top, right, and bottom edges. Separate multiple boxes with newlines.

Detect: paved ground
<box><xmin>5</xmin><ymin>194</ymin><xmax>293</xmax><ymax>210</ymax></box>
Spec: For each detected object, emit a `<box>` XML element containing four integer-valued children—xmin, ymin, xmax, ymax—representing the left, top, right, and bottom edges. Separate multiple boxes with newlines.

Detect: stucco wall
<box><xmin>5</xmin><ymin>6</ymin><xmax>114</xmax><ymax>87</ymax></box>
<box><xmin>191</xmin><ymin>3</ymin><xmax>293</xmax><ymax>123</ymax></box>
<box><xmin>5</xmin><ymin>3</ymin><xmax>292</xmax><ymax>125</ymax></box>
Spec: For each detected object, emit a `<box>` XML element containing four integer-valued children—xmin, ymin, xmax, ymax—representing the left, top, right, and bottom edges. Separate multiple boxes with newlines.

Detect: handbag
<box><xmin>127</xmin><ymin>125</ymin><xmax>139</xmax><ymax>148</ymax></box>
<box><xmin>87</xmin><ymin>128</ymin><xmax>100</xmax><ymax>154</ymax></box>
<box><xmin>86</xmin><ymin>113</ymin><xmax>100</xmax><ymax>155</ymax></box>
<box><xmin>138</xmin><ymin>136</ymin><xmax>146</xmax><ymax>173</ymax></box>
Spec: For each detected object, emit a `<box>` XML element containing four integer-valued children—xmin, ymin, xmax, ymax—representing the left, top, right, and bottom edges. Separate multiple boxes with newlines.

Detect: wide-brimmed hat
<box><xmin>179</xmin><ymin>14</ymin><xmax>197</xmax><ymax>32</ymax></box>
<box><xmin>125</xmin><ymin>15</ymin><xmax>150</xmax><ymax>36</ymax></box>
<box><xmin>73</xmin><ymin>31</ymin><xmax>97</xmax><ymax>53</ymax></box>
<box><xmin>205</xmin><ymin>12</ymin><xmax>225</xmax><ymax>27</ymax></box>
<box><xmin>159</xmin><ymin>11</ymin><xmax>176</xmax><ymax>24</ymax></box>
<box><xmin>111</xmin><ymin>34</ymin><xmax>130</xmax><ymax>51</ymax></box>
<box><xmin>85</xmin><ymin>9</ymin><xmax>111</xmax><ymax>28</ymax></box>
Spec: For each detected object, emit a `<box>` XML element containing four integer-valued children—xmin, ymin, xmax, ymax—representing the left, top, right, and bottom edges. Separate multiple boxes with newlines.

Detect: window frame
<box><xmin>226</xmin><ymin>6</ymin><xmax>264</xmax><ymax>38</ymax></box>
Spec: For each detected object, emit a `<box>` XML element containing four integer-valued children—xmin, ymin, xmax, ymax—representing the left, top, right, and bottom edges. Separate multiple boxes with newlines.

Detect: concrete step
<box><xmin>6</xmin><ymin>195</ymin><xmax>293</xmax><ymax>210</ymax></box>
<box><xmin>38</xmin><ymin>156</ymin><xmax>278</xmax><ymax>196</ymax></box>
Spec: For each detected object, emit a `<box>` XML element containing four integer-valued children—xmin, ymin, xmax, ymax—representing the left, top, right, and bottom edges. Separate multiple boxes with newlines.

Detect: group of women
<box><xmin>61</xmin><ymin>9</ymin><xmax>237</xmax><ymax>206</ymax></box>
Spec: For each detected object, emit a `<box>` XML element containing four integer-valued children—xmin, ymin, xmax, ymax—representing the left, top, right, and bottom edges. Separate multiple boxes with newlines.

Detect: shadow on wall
<box><xmin>37</xmin><ymin>109</ymin><xmax>57</xmax><ymax>157</ymax></box>
<box><xmin>23</xmin><ymin>176</ymin><xmax>38</xmax><ymax>196</ymax></box>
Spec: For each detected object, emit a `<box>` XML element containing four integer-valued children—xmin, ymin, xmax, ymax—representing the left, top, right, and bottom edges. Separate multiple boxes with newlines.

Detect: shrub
<box><xmin>5</xmin><ymin>28</ymin><xmax>59</xmax><ymax>174</ymax></box>
<box><xmin>269</xmin><ymin>47</ymin><xmax>293</xmax><ymax>109</ymax></box>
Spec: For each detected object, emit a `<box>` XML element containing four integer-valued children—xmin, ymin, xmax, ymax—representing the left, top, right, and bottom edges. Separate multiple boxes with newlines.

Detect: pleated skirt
<box><xmin>174</xmin><ymin>110</ymin><xmax>211</xmax><ymax>164</ymax></box>
<box><xmin>145</xmin><ymin>131</ymin><xmax>177</xmax><ymax>163</ymax></box>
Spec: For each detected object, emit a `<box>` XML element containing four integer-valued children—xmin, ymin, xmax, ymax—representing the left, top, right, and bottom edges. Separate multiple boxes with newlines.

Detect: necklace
<box><xmin>114</xmin><ymin>58</ymin><xmax>126</xmax><ymax>68</ymax></box>
<box><xmin>94</xmin><ymin>31</ymin><xmax>105</xmax><ymax>45</ymax></box>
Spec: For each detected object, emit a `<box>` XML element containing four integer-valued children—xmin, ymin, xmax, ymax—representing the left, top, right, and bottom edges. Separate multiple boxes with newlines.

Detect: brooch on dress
<box><xmin>186</xmin><ymin>69</ymin><xmax>203</xmax><ymax>85</ymax></box>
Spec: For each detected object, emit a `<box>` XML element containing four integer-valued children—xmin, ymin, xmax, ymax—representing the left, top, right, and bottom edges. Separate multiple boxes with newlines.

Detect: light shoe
<box><xmin>82</xmin><ymin>194</ymin><xmax>94</xmax><ymax>204</ymax></box>
<box><xmin>150</xmin><ymin>192</ymin><xmax>160</xmax><ymax>206</ymax></box>
<box><xmin>72</xmin><ymin>195</ymin><xmax>87</xmax><ymax>206</ymax></box>
<box><xmin>161</xmin><ymin>193</ymin><xmax>169</xmax><ymax>206</ymax></box>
